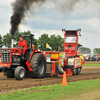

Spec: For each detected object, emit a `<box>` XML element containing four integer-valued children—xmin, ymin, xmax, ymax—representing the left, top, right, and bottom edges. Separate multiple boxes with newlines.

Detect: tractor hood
<box><xmin>1</xmin><ymin>47</ymin><xmax>22</xmax><ymax>54</ymax></box>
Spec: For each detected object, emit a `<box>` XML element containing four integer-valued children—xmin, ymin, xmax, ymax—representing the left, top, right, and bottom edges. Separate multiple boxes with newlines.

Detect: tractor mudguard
<box><xmin>25</xmin><ymin>48</ymin><xmax>35</xmax><ymax>71</ymax></box>
<box><xmin>25</xmin><ymin>48</ymin><xmax>34</xmax><ymax>61</ymax></box>
<box><xmin>26</xmin><ymin>61</ymin><xmax>33</xmax><ymax>71</ymax></box>
<box><xmin>25</xmin><ymin>50</ymin><xmax>41</xmax><ymax>71</ymax></box>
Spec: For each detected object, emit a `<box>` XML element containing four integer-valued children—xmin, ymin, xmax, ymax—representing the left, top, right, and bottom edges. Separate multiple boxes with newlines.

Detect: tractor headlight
<box><xmin>1</xmin><ymin>49</ymin><xmax>3</xmax><ymax>52</ymax></box>
<box><xmin>8</xmin><ymin>49</ymin><xmax>11</xmax><ymax>52</ymax></box>
<box><xmin>1</xmin><ymin>49</ymin><xmax>11</xmax><ymax>53</ymax></box>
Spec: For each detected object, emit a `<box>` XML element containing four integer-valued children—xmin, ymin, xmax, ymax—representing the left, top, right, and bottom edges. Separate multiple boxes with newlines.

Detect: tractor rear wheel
<box><xmin>14</xmin><ymin>66</ymin><xmax>25</xmax><ymax>80</ymax></box>
<box><xmin>5</xmin><ymin>70</ymin><xmax>14</xmax><ymax>78</ymax></box>
<box><xmin>30</xmin><ymin>53</ymin><xmax>46</xmax><ymax>78</ymax></box>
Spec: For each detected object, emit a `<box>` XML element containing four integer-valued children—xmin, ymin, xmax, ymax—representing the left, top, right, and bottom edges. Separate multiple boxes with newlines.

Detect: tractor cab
<box><xmin>63</xmin><ymin>29</ymin><xmax>81</xmax><ymax>57</ymax></box>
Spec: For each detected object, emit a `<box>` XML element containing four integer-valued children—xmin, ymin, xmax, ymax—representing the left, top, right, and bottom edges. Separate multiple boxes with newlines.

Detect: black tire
<box><xmin>73</xmin><ymin>68</ymin><xmax>77</xmax><ymax>75</ymax></box>
<box><xmin>5</xmin><ymin>70</ymin><xmax>14</xmax><ymax>78</ymax></box>
<box><xmin>30</xmin><ymin>53</ymin><xmax>46</xmax><ymax>78</ymax></box>
<box><xmin>76</xmin><ymin>68</ymin><xmax>81</xmax><ymax>75</ymax></box>
<box><xmin>14</xmin><ymin>66</ymin><xmax>25</xmax><ymax>80</ymax></box>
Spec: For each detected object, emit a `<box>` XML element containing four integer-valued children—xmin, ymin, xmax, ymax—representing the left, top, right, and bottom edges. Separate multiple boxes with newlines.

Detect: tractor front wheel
<box><xmin>30</xmin><ymin>53</ymin><xmax>46</xmax><ymax>78</ymax></box>
<box><xmin>14</xmin><ymin>66</ymin><xmax>25</xmax><ymax>80</ymax></box>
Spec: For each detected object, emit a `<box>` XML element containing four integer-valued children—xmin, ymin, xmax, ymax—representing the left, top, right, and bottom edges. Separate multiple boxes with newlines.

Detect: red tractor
<box><xmin>0</xmin><ymin>35</ymin><xmax>47</xmax><ymax>80</ymax></box>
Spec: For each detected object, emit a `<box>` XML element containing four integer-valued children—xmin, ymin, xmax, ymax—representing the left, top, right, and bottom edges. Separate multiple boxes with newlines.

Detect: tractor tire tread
<box><xmin>30</xmin><ymin>53</ymin><xmax>46</xmax><ymax>78</ymax></box>
<box><xmin>14</xmin><ymin>66</ymin><xmax>25</xmax><ymax>80</ymax></box>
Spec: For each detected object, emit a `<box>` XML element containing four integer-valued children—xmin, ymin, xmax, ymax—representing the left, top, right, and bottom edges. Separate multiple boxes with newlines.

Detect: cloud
<box><xmin>0</xmin><ymin>0</ymin><xmax>12</xmax><ymax>7</ymax></box>
<box><xmin>87</xmin><ymin>17</ymin><xmax>100</xmax><ymax>32</ymax></box>
<box><xmin>0</xmin><ymin>21</ymin><xmax>10</xmax><ymax>36</ymax></box>
<box><xmin>19</xmin><ymin>24</ymin><xmax>33</xmax><ymax>32</ymax></box>
<box><xmin>79</xmin><ymin>32</ymin><xmax>100</xmax><ymax>53</ymax></box>
<box><xmin>0</xmin><ymin>0</ymin><xmax>100</xmax><ymax>53</ymax></box>
<box><xmin>19</xmin><ymin>24</ymin><xmax>63</xmax><ymax>39</ymax></box>
<box><xmin>0</xmin><ymin>0</ymin><xmax>13</xmax><ymax>36</ymax></box>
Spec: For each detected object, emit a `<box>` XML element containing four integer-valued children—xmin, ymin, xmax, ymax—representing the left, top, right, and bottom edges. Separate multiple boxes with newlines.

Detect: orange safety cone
<box><xmin>62</xmin><ymin>71</ymin><xmax>67</xmax><ymax>86</ymax></box>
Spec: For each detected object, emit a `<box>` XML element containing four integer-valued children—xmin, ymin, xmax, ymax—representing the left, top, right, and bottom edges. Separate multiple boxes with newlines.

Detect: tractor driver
<box><xmin>18</xmin><ymin>36</ymin><xmax>28</xmax><ymax>59</ymax></box>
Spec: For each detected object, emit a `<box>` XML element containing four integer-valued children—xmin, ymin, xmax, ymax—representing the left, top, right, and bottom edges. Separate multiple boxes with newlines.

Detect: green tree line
<box><xmin>1</xmin><ymin>31</ymin><xmax>98</xmax><ymax>54</ymax></box>
<box><xmin>80</xmin><ymin>47</ymin><xmax>91</xmax><ymax>54</ymax></box>
<box><xmin>93</xmin><ymin>48</ymin><xmax>100</xmax><ymax>55</ymax></box>
<box><xmin>80</xmin><ymin>47</ymin><xmax>100</xmax><ymax>55</ymax></box>
<box><xmin>0</xmin><ymin>31</ymin><xmax>64</xmax><ymax>51</ymax></box>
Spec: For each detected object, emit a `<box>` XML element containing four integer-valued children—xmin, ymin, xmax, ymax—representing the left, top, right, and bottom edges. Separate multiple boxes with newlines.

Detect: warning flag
<box><xmin>46</xmin><ymin>43</ymin><xmax>52</xmax><ymax>50</ymax></box>
<box><xmin>58</xmin><ymin>46</ymin><xmax>61</xmax><ymax>51</ymax></box>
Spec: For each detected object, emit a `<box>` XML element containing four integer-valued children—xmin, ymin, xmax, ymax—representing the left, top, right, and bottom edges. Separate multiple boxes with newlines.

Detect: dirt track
<box><xmin>0</xmin><ymin>66</ymin><xmax>100</xmax><ymax>92</ymax></box>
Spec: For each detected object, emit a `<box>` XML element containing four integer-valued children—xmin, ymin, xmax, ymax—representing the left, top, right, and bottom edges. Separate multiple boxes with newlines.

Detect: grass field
<box><xmin>0</xmin><ymin>79</ymin><xmax>100</xmax><ymax>100</ymax></box>
<box><xmin>83</xmin><ymin>63</ymin><xmax>100</xmax><ymax>66</ymax></box>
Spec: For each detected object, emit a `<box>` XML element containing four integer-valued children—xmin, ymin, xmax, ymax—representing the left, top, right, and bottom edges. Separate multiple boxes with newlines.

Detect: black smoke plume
<box><xmin>10</xmin><ymin>0</ymin><xmax>45</xmax><ymax>39</ymax></box>
<box><xmin>10</xmin><ymin>0</ymin><xmax>82</xmax><ymax>39</ymax></box>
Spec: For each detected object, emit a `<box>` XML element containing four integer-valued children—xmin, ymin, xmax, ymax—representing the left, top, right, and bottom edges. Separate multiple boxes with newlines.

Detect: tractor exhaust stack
<box><xmin>11</xmin><ymin>39</ymin><xmax>13</xmax><ymax>48</ymax></box>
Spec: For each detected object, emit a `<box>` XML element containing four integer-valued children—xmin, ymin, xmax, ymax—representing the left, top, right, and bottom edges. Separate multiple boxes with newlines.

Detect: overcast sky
<box><xmin>0</xmin><ymin>0</ymin><xmax>100</xmax><ymax>53</ymax></box>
